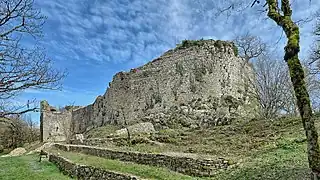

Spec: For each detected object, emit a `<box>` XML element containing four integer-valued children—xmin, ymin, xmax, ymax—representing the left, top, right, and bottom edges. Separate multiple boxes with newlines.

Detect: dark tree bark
<box><xmin>266</xmin><ymin>0</ymin><xmax>320</xmax><ymax>178</ymax></box>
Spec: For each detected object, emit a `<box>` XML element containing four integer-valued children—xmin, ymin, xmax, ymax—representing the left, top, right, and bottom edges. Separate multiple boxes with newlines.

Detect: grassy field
<box><xmin>0</xmin><ymin>154</ymin><xmax>70</xmax><ymax>180</ymax></box>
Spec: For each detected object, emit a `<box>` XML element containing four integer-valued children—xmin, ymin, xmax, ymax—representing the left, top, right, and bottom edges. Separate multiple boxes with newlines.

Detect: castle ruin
<box><xmin>40</xmin><ymin>39</ymin><xmax>257</xmax><ymax>142</ymax></box>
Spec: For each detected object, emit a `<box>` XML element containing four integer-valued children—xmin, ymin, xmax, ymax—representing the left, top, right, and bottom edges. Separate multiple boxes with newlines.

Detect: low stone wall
<box><xmin>54</xmin><ymin>143</ymin><xmax>229</xmax><ymax>177</ymax></box>
<box><xmin>47</xmin><ymin>151</ymin><xmax>138</xmax><ymax>180</ymax></box>
<box><xmin>70</xmin><ymin>137</ymin><xmax>127</xmax><ymax>147</ymax></box>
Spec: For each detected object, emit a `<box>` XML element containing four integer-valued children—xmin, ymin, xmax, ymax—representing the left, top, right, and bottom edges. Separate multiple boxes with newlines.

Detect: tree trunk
<box><xmin>267</xmin><ymin>0</ymin><xmax>320</xmax><ymax>178</ymax></box>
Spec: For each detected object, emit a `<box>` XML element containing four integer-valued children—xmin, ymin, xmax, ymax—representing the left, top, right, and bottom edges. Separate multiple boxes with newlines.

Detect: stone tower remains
<box><xmin>41</xmin><ymin>39</ymin><xmax>257</xmax><ymax>141</ymax></box>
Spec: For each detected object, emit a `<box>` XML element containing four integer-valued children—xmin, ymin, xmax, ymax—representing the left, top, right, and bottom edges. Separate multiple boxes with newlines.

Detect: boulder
<box><xmin>115</xmin><ymin>122</ymin><xmax>155</xmax><ymax>136</ymax></box>
<box><xmin>1</xmin><ymin>147</ymin><xmax>26</xmax><ymax>157</ymax></box>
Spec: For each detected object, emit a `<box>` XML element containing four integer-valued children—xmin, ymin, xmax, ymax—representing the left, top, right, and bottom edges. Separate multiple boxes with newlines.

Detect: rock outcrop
<box><xmin>38</xmin><ymin>39</ymin><xmax>256</xmax><ymax>139</ymax></box>
<box><xmin>1</xmin><ymin>147</ymin><xmax>26</xmax><ymax>157</ymax></box>
<box><xmin>70</xmin><ymin>39</ymin><xmax>256</xmax><ymax>133</ymax></box>
<box><xmin>115</xmin><ymin>122</ymin><xmax>155</xmax><ymax>137</ymax></box>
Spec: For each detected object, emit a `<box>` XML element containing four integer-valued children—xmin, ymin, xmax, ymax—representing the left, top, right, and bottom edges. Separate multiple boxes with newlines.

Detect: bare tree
<box><xmin>234</xmin><ymin>32</ymin><xmax>267</xmax><ymax>62</ymax></box>
<box><xmin>250</xmin><ymin>55</ymin><xmax>292</xmax><ymax>118</ymax></box>
<box><xmin>0</xmin><ymin>0</ymin><xmax>66</xmax><ymax>118</ymax></box>
<box><xmin>234</xmin><ymin>33</ymin><xmax>298</xmax><ymax>117</ymax></box>
<box><xmin>21</xmin><ymin>113</ymin><xmax>39</xmax><ymax>143</ymax></box>
<box><xmin>308</xmin><ymin>19</ymin><xmax>320</xmax><ymax>72</ymax></box>
<box><xmin>207</xmin><ymin>0</ymin><xmax>320</xmax><ymax>177</ymax></box>
<box><xmin>252</xmin><ymin>55</ymin><xmax>320</xmax><ymax>117</ymax></box>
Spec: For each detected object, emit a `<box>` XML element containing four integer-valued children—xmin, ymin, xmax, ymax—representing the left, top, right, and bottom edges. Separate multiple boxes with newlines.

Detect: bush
<box><xmin>175</xmin><ymin>39</ymin><xmax>205</xmax><ymax>50</ymax></box>
<box><xmin>232</xmin><ymin>43</ymin><xmax>239</xmax><ymax>56</ymax></box>
<box><xmin>175</xmin><ymin>62</ymin><xmax>184</xmax><ymax>76</ymax></box>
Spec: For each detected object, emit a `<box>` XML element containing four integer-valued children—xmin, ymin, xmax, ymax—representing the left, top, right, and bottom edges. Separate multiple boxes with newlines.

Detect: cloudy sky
<box><xmin>20</xmin><ymin>0</ymin><xmax>320</xmax><ymax>121</ymax></box>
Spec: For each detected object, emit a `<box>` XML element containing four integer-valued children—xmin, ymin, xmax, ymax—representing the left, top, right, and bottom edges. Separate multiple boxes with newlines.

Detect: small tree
<box><xmin>234</xmin><ymin>32</ymin><xmax>267</xmax><ymax>62</ymax></box>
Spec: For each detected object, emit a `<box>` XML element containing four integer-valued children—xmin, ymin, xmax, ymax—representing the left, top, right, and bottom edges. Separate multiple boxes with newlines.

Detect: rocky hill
<box><xmin>70</xmin><ymin>39</ymin><xmax>257</xmax><ymax>134</ymax></box>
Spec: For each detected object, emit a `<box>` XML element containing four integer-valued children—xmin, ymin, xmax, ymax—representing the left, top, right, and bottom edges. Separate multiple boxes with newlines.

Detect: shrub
<box><xmin>175</xmin><ymin>62</ymin><xmax>184</xmax><ymax>76</ymax></box>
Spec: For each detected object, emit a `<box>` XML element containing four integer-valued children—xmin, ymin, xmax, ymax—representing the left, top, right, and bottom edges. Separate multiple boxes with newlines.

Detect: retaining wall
<box><xmin>47</xmin><ymin>152</ymin><xmax>139</xmax><ymax>180</ymax></box>
<box><xmin>54</xmin><ymin>143</ymin><xmax>229</xmax><ymax>177</ymax></box>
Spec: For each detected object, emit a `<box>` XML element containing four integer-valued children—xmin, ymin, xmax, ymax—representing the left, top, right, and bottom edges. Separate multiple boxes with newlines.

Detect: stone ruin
<box><xmin>40</xmin><ymin>39</ymin><xmax>258</xmax><ymax>142</ymax></box>
<box><xmin>40</xmin><ymin>101</ymin><xmax>73</xmax><ymax>142</ymax></box>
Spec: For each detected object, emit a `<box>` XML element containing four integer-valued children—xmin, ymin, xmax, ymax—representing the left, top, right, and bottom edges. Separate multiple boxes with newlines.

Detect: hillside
<box><xmin>1</xmin><ymin>115</ymin><xmax>315</xmax><ymax>179</ymax></box>
<box><xmin>80</xmin><ymin>115</ymin><xmax>313</xmax><ymax>179</ymax></box>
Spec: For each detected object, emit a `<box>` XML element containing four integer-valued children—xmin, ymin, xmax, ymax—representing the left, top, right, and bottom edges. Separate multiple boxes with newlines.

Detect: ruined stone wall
<box><xmin>70</xmin><ymin>40</ymin><xmax>256</xmax><ymax>134</ymax></box>
<box><xmin>40</xmin><ymin>101</ymin><xmax>72</xmax><ymax>142</ymax></box>
<box><xmin>47</xmin><ymin>152</ymin><xmax>138</xmax><ymax>179</ymax></box>
<box><xmin>70</xmin><ymin>105</ymin><xmax>93</xmax><ymax>134</ymax></box>
<box><xmin>54</xmin><ymin>143</ymin><xmax>229</xmax><ymax>177</ymax></box>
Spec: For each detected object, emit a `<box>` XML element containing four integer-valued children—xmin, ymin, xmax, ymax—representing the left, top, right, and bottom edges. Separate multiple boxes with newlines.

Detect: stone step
<box><xmin>53</xmin><ymin>143</ymin><xmax>230</xmax><ymax>177</ymax></box>
<box><xmin>45</xmin><ymin>149</ymin><xmax>196</xmax><ymax>180</ymax></box>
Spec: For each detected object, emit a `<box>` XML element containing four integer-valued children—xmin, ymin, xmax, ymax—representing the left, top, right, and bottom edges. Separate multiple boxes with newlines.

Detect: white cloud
<box><xmin>24</xmin><ymin>0</ymin><xmax>320</xmax><ymax>116</ymax></box>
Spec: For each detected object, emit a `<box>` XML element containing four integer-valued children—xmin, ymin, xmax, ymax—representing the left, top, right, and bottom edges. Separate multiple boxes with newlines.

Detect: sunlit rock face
<box><xmin>71</xmin><ymin>39</ymin><xmax>257</xmax><ymax>133</ymax></box>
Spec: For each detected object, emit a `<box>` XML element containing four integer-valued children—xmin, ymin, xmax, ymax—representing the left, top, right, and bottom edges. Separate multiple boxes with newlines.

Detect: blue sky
<box><xmin>20</xmin><ymin>0</ymin><xmax>320</xmax><ymax>122</ymax></box>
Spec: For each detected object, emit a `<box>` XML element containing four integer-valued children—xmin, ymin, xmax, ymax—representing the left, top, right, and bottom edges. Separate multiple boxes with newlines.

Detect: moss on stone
<box><xmin>214</xmin><ymin>40</ymin><xmax>224</xmax><ymax>49</ymax></box>
<box><xmin>175</xmin><ymin>62</ymin><xmax>184</xmax><ymax>76</ymax></box>
<box><xmin>175</xmin><ymin>39</ymin><xmax>206</xmax><ymax>50</ymax></box>
<box><xmin>232</xmin><ymin>43</ymin><xmax>239</xmax><ymax>56</ymax></box>
<box><xmin>40</xmin><ymin>100</ymin><xmax>49</xmax><ymax>111</ymax></box>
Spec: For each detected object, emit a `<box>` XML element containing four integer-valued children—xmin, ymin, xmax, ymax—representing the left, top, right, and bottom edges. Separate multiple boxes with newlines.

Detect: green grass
<box><xmin>50</xmin><ymin>138</ymin><xmax>311</xmax><ymax>180</ymax></box>
<box><xmin>0</xmin><ymin>116</ymin><xmax>308</xmax><ymax>180</ymax></box>
<box><xmin>85</xmin><ymin>125</ymin><xmax>120</xmax><ymax>138</ymax></box>
<box><xmin>212</xmin><ymin>140</ymin><xmax>309</xmax><ymax>179</ymax></box>
<box><xmin>50</xmin><ymin>149</ymin><xmax>197</xmax><ymax>180</ymax></box>
<box><xmin>101</xmin><ymin>117</ymin><xmax>308</xmax><ymax>160</ymax></box>
<box><xmin>83</xmin><ymin>116</ymin><xmax>317</xmax><ymax>179</ymax></box>
<box><xmin>0</xmin><ymin>154</ymin><xmax>71</xmax><ymax>180</ymax></box>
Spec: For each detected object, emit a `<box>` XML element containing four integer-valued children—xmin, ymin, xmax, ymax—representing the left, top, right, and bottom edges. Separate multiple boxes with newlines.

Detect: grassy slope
<box><xmin>0</xmin><ymin>154</ymin><xmax>70</xmax><ymax>180</ymax></box>
<box><xmin>85</xmin><ymin>116</ymin><xmax>318</xmax><ymax>179</ymax></box>
<box><xmin>0</xmin><ymin>116</ymin><xmax>314</xmax><ymax>180</ymax></box>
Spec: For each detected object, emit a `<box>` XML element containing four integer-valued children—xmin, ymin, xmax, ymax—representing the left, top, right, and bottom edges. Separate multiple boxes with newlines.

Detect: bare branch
<box><xmin>234</xmin><ymin>32</ymin><xmax>267</xmax><ymax>62</ymax></box>
<box><xmin>0</xmin><ymin>0</ymin><xmax>66</xmax><ymax>117</ymax></box>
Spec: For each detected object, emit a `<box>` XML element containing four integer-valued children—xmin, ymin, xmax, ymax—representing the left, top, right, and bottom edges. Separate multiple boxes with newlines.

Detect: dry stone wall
<box><xmin>47</xmin><ymin>151</ymin><xmax>138</xmax><ymax>180</ymax></box>
<box><xmin>54</xmin><ymin>143</ymin><xmax>229</xmax><ymax>177</ymax></box>
<box><xmin>70</xmin><ymin>39</ymin><xmax>256</xmax><ymax>134</ymax></box>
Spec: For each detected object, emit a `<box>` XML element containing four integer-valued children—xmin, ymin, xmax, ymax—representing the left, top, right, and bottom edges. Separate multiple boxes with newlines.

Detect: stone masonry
<box><xmin>47</xmin><ymin>151</ymin><xmax>139</xmax><ymax>179</ymax></box>
<box><xmin>40</xmin><ymin>101</ymin><xmax>73</xmax><ymax>142</ymax></box>
<box><xmin>54</xmin><ymin>143</ymin><xmax>229</xmax><ymax>177</ymax></box>
<box><xmin>41</xmin><ymin>39</ymin><xmax>257</xmax><ymax>139</ymax></box>
<box><xmin>69</xmin><ymin>39</ymin><xmax>256</xmax><ymax>134</ymax></box>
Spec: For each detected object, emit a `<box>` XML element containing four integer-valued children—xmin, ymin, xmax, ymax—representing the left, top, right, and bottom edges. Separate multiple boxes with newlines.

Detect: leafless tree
<box><xmin>21</xmin><ymin>113</ymin><xmax>39</xmax><ymax>143</ymax></box>
<box><xmin>250</xmin><ymin>55</ymin><xmax>291</xmax><ymax>118</ymax></box>
<box><xmin>307</xmin><ymin>18</ymin><xmax>320</xmax><ymax>73</ymax></box>
<box><xmin>205</xmin><ymin>0</ymin><xmax>320</xmax><ymax>177</ymax></box>
<box><xmin>0</xmin><ymin>0</ymin><xmax>66</xmax><ymax>118</ymax></box>
<box><xmin>234</xmin><ymin>33</ymin><xmax>298</xmax><ymax>117</ymax></box>
<box><xmin>234</xmin><ymin>32</ymin><xmax>267</xmax><ymax>62</ymax></box>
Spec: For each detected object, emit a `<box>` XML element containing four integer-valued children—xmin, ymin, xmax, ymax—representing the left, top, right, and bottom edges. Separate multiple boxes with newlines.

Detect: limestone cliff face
<box><xmin>71</xmin><ymin>40</ymin><xmax>256</xmax><ymax>133</ymax></box>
